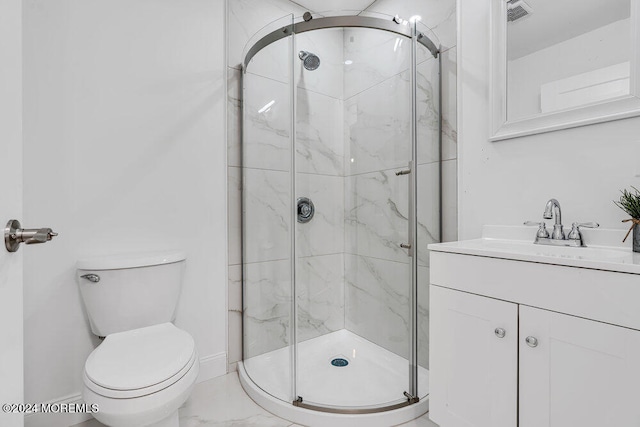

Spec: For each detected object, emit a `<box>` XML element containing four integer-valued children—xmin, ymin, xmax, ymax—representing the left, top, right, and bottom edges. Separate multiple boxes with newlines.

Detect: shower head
<box><xmin>298</xmin><ymin>51</ymin><xmax>320</xmax><ymax>71</ymax></box>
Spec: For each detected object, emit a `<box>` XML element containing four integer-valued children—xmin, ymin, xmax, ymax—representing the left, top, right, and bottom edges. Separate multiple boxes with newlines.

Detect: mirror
<box><xmin>491</xmin><ymin>0</ymin><xmax>640</xmax><ymax>141</ymax></box>
<box><xmin>508</xmin><ymin>0</ymin><xmax>631</xmax><ymax>121</ymax></box>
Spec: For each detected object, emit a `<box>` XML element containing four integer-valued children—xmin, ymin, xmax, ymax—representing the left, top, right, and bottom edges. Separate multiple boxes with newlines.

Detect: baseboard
<box><xmin>196</xmin><ymin>352</ymin><xmax>227</xmax><ymax>383</ymax></box>
<box><xmin>24</xmin><ymin>353</ymin><xmax>227</xmax><ymax>427</ymax></box>
<box><xmin>24</xmin><ymin>393</ymin><xmax>92</xmax><ymax>427</ymax></box>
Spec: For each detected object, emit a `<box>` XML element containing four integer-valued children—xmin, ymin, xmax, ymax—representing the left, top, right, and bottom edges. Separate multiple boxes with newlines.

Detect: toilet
<box><xmin>77</xmin><ymin>251</ymin><xmax>199</xmax><ymax>427</ymax></box>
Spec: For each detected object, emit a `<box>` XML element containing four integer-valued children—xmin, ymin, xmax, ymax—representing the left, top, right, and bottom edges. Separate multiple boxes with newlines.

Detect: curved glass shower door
<box><xmin>242</xmin><ymin>15</ymin><xmax>295</xmax><ymax>404</ymax></box>
<box><xmin>293</xmin><ymin>26</ymin><xmax>414</xmax><ymax>410</ymax></box>
<box><xmin>241</xmin><ymin>14</ymin><xmax>440</xmax><ymax>414</ymax></box>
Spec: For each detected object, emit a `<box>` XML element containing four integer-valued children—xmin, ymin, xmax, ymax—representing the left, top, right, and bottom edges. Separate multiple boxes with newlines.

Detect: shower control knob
<box><xmin>297</xmin><ymin>197</ymin><xmax>315</xmax><ymax>223</ymax></box>
<box><xmin>525</xmin><ymin>336</ymin><xmax>539</xmax><ymax>348</ymax></box>
<box><xmin>494</xmin><ymin>328</ymin><xmax>506</xmax><ymax>338</ymax></box>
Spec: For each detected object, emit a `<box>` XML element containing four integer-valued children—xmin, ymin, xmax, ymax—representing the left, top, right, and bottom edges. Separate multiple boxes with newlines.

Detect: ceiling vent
<box><xmin>507</xmin><ymin>0</ymin><xmax>533</xmax><ymax>22</ymax></box>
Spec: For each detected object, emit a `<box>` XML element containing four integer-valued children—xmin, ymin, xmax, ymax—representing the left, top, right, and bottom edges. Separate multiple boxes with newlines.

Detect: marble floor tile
<box><xmin>72</xmin><ymin>420</ymin><xmax>103</xmax><ymax>427</ymax></box>
<box><xmin>71</xmin><ymin>374</ymin><xmax>295</xmax><ymax>427</ymax></box>
<box><xmin>179</xmin><ymin>374</ymin><xmax>294</xmax><ymax>427</ymax></box>
<box><xmin>399</xmin><ymin>415</ymin><xmax>440</xmax><ymax>427</ymax></box>
<box><xmin>72</xmin><ymin>371</ymin><xmax>440</xmax><ymax>427</ymax></box>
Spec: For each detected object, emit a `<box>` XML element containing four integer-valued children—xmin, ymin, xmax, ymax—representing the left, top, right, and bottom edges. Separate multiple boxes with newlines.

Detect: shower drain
<box><xmin>330</xmin><ymin>357</ymin><xmax>349</xmax><ymax>367</ymax></box>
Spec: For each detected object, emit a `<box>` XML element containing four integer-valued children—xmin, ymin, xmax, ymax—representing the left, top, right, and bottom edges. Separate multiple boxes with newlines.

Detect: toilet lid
<box><xmin>85</xmin><ymin>323</ymin><xmax>195</xmax><ymax>391</ymax></box>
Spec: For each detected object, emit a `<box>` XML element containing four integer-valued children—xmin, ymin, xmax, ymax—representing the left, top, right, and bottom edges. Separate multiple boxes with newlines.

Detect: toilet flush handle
<box><xmin>81</xmin><ymin>274</ymin><xmax>100</xmax><ymax>283</ymax></box>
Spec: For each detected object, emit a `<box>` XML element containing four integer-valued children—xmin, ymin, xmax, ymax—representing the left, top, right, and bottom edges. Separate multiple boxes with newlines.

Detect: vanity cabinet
<box><xmin>518</xmin><ymin>305</ymin><xmax>640</xmax><ymax>427</ymax></box>
<box><xmin>430</xmin><ymin>285</ymin><xmax>640</xmax><ymax>427</ymax></box>
<box><xmin>429</xmin><ymin>286</ymin><xmax>518</xmax><ymax>427</ymax></box>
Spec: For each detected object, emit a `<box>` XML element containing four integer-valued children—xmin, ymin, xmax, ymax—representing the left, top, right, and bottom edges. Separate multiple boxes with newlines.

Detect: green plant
<box><xmin>615</xmin><ymin>186</ymin><xmax>640</xmax><ymax>219</ymax></box>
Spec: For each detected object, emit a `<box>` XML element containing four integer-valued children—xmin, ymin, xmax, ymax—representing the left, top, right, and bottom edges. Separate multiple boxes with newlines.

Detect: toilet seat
<box><xmin>84</xmin><ymin>323</ymin><xmax>196</xmax><ymax>399</ymax></box>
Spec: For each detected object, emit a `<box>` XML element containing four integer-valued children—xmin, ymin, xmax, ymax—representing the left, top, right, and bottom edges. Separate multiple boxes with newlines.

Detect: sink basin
<box><xmin>428</xmin><ymin>225</ymin><xmax>640</xmax><ymax>275</ymax></box>
<box><xmin>478</xmin><ymin>239</ymin><xmax>633</xmax><ymax>262</ymax></box>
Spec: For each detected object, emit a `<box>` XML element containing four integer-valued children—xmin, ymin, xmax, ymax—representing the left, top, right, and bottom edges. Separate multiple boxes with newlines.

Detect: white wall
<box><xmin>22</xmin><ymin>1</ymin><xmax>227</xmax><ymax>425</ymax></box>
<box><xmin>459</xmin><ymin>0</ymin><xmax>640</xmax><ymax>242</ymax></box>
<box><xmin>0</xmin><ymin>1</ymin><xmax>24</xmax><ymax>426</ymax></box>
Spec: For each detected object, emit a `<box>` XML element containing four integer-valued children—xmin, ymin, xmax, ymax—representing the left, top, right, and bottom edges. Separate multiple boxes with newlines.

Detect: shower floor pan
<box><xmin>239</xmin><ymin>329</ymin><xmax>429</xmax><ymax>427</ymax></box>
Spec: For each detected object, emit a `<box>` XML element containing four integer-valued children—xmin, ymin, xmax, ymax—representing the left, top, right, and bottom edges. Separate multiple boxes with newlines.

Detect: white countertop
<box><xmin>428</xmin><ymin>225</ymin><xmax>640</xmax><ymax>275</ymax></box>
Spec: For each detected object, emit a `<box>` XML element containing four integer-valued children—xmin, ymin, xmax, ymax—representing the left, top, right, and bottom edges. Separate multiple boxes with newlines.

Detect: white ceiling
<box><xmin>508</xmin><ymin>0</ymin><xmax>630</xmax><ymax>60</ymax></box>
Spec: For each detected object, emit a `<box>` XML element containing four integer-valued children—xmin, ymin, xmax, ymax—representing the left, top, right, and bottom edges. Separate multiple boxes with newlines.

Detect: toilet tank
<box><xmin>76</xmin><ymin>251</ymin><xmax>186</xmax><ymax>337</ymax></box>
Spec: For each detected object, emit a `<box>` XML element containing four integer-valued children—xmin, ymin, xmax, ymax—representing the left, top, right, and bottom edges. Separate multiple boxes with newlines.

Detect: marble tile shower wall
<box><xmin>227</xmin><ymin>0</ymin><xmax>457</xmax><ymax>373</ymax></box>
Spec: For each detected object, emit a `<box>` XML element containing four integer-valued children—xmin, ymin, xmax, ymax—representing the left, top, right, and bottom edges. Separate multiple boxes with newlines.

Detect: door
<box><xmin>430</xmin><ymin>286</ymin><xmax>518</xmax><ymax>427</ymax></box>
<box><xmin>519</xmin><ymin>306</ymin><xmax>640</xmax><ymax>427</ymax></box>
<box><xmin>241</xmin><ymin>14</ymin><xmax>295</xmax><ymax>404</ymax></box>
<box><xmin>293</xmin><ymin>25</ymin><xmax>415</xmax><ymax>410</ymax></box>
<box><xmin>0</xmin><ymin>1</ymin><xmax>24</xmax><ymax>426</ymax></box>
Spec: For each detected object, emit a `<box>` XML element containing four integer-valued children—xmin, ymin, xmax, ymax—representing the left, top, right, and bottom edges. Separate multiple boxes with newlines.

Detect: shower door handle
<box><xmin>397</xmin><ymin>161</ymin><xmax>414</xmax><ymax>258</ymax></box>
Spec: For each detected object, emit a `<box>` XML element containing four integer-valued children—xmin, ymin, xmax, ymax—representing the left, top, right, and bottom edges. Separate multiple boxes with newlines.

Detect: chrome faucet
<box><xmin>525</xmin><ymin>199</ymin><xmax>599</xmax><ymax>247</ymax></box>
<box><xmin>543</xmin><ymin>198</ymin><xmax>564</xmax><ymax>240</ymax></box>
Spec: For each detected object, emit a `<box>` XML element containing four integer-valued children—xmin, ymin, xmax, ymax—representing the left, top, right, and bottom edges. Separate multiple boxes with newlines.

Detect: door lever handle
<box><xmin>24</xmin><ymin>229</ymin><xmax>58</xmax><ymax>245</ymax></box>
<box><xmin>5</xmin><ymin>219</ymin><xmax>58</xmax><ymax>252</ymax></box>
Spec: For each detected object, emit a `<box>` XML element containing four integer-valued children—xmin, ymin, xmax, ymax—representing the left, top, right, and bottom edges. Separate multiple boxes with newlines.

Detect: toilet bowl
<box><xmin>77</xmin><ymin>251</ymin><xmax>198</xmax><ymax>427</ymax></box>
<box><xmin>83</xmin><ymin>323</ymin><xmax>199</xmax><ymax>427</ymax></box>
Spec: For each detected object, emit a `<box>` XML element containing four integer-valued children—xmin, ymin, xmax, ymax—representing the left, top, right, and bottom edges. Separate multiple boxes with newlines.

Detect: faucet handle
<box><xmin>524</xmin><ymin>221</ymin><xmax>550</xmax><ymax>238</ymax></box>
<box><xmin>567</xmin><ymin>222</ymin><xmax>599</xmax><ymax>242</ymax></box>
<box><xmin>574</xmin><ymin>222</ymin><xmax>599</xmax><ymax>229</ymax></box>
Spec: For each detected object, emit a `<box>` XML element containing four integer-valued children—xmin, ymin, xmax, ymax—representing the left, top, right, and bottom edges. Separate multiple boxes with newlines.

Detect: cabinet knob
<box><xmin>525</xmin><ymin>336</ymin><xmax>538</xmax><ymax>348</ymax></box>
<box><xmin>494</xmin><ymin>328</ymin><xmax>506</xmax><ymax>338</ymax></box>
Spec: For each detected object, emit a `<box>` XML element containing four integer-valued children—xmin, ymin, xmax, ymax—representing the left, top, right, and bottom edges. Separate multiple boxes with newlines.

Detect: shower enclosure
<box><xmin>239</xmin><ymin>12</ymin><xmax>441</xmax><ymax>418</ymax></box>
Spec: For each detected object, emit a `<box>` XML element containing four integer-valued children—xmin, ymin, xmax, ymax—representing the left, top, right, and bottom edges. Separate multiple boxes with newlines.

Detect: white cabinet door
<box><xmin>430</xmin><ymin>286</ymin><xmax>518</xmax><ymax>427</ymax></box>
<box><xmin>0</xmin><ymin>1</ymin><xmax>24</xmax><ymax>427</ymax></box>
<box><xmin>520</xmin><ymin>306</ymin><xmax>640</xmax><ymax>427</ymax></box>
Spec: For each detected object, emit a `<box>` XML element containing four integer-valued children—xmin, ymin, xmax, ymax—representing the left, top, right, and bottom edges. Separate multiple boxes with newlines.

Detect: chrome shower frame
<box><xmin>242</xmin><ymin>15</ymin><xmax>439</xmax><ymax>70</ymax></box>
